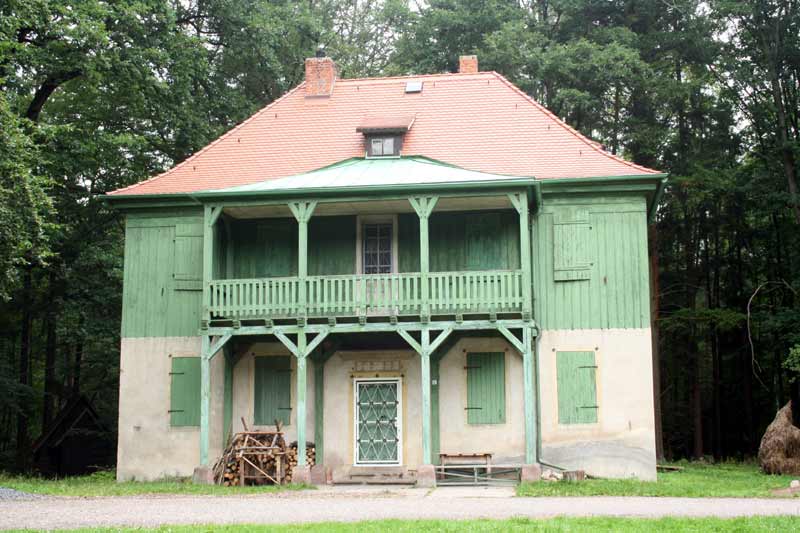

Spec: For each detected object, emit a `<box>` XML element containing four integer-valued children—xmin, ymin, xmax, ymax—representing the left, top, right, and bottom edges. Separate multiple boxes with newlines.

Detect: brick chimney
<box><xmin>459</xmin><ymin>55</ymin><xmax>479</xmax><ymax>74</ymax></box>
<box><xmin>305</xmin><ymin>51</ymin><xmax>337</xmax><ymax>97</ymax></box>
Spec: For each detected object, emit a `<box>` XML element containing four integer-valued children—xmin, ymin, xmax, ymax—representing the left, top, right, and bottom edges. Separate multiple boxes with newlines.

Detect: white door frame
<box><xmin>353</xmin><ymin>376</ymin><xmax>403</xmax><ymax>466</ymax></box>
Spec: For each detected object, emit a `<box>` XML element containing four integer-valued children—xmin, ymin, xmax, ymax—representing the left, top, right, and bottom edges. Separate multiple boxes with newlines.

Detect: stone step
<box><xmin>331</xmin><ymin>465</ymin><xmax>417</xmax><ymax>485</ymax></box>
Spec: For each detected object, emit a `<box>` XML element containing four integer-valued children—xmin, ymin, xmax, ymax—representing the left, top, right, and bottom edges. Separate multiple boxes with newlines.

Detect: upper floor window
<box><xmin>368</xmin><ymin>136</ymin><xmax>399</xmax><ymax>157</ymax></box>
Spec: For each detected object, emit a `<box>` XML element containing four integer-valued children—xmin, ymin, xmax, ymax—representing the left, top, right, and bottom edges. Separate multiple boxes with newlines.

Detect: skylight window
<box><xmin>405</xmin><ymin>81</ymin><xmax>423</xmax><ymax>93</ymax></box>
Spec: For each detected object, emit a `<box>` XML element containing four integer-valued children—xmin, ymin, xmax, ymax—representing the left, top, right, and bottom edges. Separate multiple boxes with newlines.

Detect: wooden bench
<box><xmin>437</xmin><ymin>453</ymin><xmax>497</xmax><ymax>484</ymax></box>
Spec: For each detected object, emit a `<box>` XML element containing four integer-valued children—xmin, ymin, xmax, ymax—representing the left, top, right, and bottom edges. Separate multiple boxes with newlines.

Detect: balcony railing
<box><xmin>207</xmin><ymin>270</ymin><xmax>524</xmax><ymax>320</ymax></box>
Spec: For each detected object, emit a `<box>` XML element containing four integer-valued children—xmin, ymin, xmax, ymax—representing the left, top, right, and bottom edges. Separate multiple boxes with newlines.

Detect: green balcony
<box><xmin>207</xmin><ymin>269</ymin><xmax>524</xmax><ymax>320</ymax></box>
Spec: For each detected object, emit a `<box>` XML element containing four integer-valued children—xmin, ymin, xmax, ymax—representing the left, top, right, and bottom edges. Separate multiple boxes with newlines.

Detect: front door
<box><xmin>354</xmin><ymin>378</ymin><xmax>402</xmax><ymax>465</ymax></box>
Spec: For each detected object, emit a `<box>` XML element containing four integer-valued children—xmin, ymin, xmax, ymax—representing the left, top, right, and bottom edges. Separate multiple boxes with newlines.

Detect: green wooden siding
<box><xmin>231</xmin><ymin>218</ymin><xmax>297</xmax><ymax>278</ymax></box>
<box><xmin>254</xmin><ymin>356</ymin><xmax>292</xmax><ymax>426</ymax></box>
<box><xmin>556</xmin><ymin>350</ymin><xmax>598</xmax><ymax>424</ymax></box>
<box><xmin>170</xmin><ymin>356</ymin><xmax>201</xmax><ymax>426</ymax></box>
<box><xmin>532</xmin><ymin>197</ymin><xmax>651</xmax><ymax>330</ymax></box>
<box><xmin>399</xmin><ymin>210</ymin><xmax>519</xmax><ymax>273</ymax></box>
<box><xmin>466</xmin><ymin>352</ymin><xmax>505</xmax><ymax>424</ymax></box>
<box><xmin>121</xmin><ymin>211</ymin><xmax>204</xmax><ymax>338</ymax></box>
<box><xmin>308</xmin><ymin>216</ymin><xmax>357</xmax><ymax>275</ymax></box>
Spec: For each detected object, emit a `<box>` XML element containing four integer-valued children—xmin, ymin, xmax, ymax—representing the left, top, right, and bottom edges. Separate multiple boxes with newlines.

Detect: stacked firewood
<box><xmin>212</xmin><ymin>420</ymin><xmax>316</xmax><ymax>486</ymax></box>
<box><xmin>284</xmin><ymin>441</ymin><xmax>316</xmax><ymax>484</ymax></box>
<box><xmin>213</xmin><ymin>429</ymin><xmax>287</xmax><ymax>486</ymax></box>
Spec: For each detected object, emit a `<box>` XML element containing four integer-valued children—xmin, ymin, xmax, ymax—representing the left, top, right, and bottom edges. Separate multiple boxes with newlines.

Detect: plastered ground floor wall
<box><xmin>538</xmin><ymin>328</ymin><xmax>657</xmax><ymax>481</ymax></box>
<box><xmin>116</xmin><ymin>329</ymin><xmax>656</xmax><ymax>481</ymax></box>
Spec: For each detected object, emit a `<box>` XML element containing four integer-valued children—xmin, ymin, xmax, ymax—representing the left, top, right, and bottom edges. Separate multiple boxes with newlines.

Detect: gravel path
<box><xmin>0</xmin><ymin>486</ymin><xmax>798</xmax><ymax>530</ymax></box>
<box><xmin>0</xmin><ymin>487</ymin><xmax>43</xmax><ymax>501</ymax></box>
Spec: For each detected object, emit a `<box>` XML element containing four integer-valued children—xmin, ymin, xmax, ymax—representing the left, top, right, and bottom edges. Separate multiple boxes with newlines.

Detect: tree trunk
<box><xmin>16</xmin><ymin>266</ymin><xmax>33</xmax><ymax>471</ymax></box>
<box><xmin>42</xmin><ymin>271</ymin><xmax>58</xmax><ymax>433</ymax></box>
<box><xmin>648</xmin><ymin>225</ymin><xmax>664</xmax><ymax>460</ymax></box>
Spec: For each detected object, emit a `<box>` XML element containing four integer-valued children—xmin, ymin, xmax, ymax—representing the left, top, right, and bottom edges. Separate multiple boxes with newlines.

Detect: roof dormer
<box><xmin>357</xmin><ymin>115</ymin><xmax>415</xmax><ymax>158</ymax></box>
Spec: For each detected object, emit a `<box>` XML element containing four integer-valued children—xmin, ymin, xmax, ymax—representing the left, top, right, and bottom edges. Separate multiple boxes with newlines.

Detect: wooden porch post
<box><xmin>296</xmin><ymin>330</ymin><xmax>308</xmax><ymax>466</ymax></box>
<box><xmin>200</xmin><ymin>335</ymin><xmax>211</xmax><ymax>465</ymax></box>
<box><xmin>202</xmin><ymin>205</ymin><xmax>222</xmax><ymax>325</ymax></box>
<box><xmin>289</xmin><ymin>201</ymin><xmax>317</xmax><ymax>317</ymax></box>
<box><xmin>509</xmin><ymin>192</ymin><xmax>532</xmax><ymax>319</ymax></box>
<box><xmin>522</xmin><ymin>326</ymin><xmax>537</xmax><ymax>464</ymax></box>
<box><xmin>408</xmin><ymin>196</ymin><xmax>438</xmax><ymax>320</ymax></box>
<box><xmin>498</xmin><ymin>325</ymin><xmax>537</xmax><ymax>464</ymax></box>
<box><xmin>398</xmin><ymin>326</ymin><xmax>451</xmax><ymax>466</ymax></box>
<box><xmin>420</xmin><ymin>328</ymin><xmax>432</xmax><ymax>464</ymax></box>
<box><xmin>199</xmin><ymin>332</ymin><xmax>233</xmax><ymax>465</ymax></box>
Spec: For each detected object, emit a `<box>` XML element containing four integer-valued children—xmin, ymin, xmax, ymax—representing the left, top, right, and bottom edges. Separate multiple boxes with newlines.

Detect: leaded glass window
<box><xmin>362</xmin><ymin>223</ymin><xmax>392</xmax><ymax>274</ymax></box>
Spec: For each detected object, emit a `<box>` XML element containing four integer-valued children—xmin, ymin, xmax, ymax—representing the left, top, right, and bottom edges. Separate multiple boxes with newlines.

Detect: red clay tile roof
<box><xmin>110</xmin><ymin>71</ymin><xmax>661</xmax><ymax>196</ymax></box>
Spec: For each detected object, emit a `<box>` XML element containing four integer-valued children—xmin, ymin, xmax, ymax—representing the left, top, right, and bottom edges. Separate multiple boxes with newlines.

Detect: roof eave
<box><xmin>191</xmin><ymin>177</ymin><xmax>538</xmax><ymax>201</ymax></box>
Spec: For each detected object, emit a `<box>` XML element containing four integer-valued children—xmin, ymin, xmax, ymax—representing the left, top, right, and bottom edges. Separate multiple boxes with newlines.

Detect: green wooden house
<box><xmin>107</xmin><ymin>54</ymin><xmax>666</xmax><ymax>484</ymax></box>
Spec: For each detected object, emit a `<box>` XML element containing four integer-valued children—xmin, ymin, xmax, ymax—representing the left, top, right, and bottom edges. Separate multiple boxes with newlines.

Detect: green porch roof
<box><xmin>197</xmin><ymin>156</ymin><xmax>535</xmax><ymax>197</ymax></box>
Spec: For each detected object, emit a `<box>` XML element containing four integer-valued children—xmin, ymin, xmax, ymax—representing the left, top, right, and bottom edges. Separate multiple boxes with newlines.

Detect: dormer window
<box><xmin>369</xmin><ymin>136</ymin><xmax>399</xmax><ymax>157</ymax></box>
<box><xmin>357</xmin><ymin>115</ymin><xmax>415</xmax><ymax>158</ymax></box>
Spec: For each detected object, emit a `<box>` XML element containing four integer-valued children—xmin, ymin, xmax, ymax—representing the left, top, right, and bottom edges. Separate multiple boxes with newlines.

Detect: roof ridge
<box><xmin>109</xmin><ymin>83</ymin><xmax>307</xmax><ymax>195</ymax></box>
<box><xmin>488</xmin><ymin>71</ymin><xmax>662</xmax><ymax>175</ymax></box>
<box><xmin>336</xmin><ymin>71</ymin><xmax>493</xmax><ymax>84</ymax></box>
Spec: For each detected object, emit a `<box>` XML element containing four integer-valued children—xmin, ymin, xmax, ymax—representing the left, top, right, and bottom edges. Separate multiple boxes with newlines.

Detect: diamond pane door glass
<box><xmin>363</xmin><ymin>223</ymin><xmax>392</xmax><ymax>274</ymax></box>
<box><xmin>356</xmin><ymin>380</ymin><xmax>400</xmax><ymax>463</ymax></box>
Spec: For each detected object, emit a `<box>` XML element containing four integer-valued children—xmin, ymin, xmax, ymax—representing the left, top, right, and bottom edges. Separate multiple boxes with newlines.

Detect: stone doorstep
<box><xmin>331</xmin><ymin>465</ymin><xmax>417</xmax><ymax>485</ymax></box>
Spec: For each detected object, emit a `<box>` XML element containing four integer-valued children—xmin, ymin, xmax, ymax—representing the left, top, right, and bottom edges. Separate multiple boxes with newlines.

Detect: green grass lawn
<box><xmin>518</xmin><ymin>461</ymin><xmax>799</xmax><ymax>498</ymax></box>
<box><xmin>10</xmin><ymin>517</ymin><xmax>800</xmax><ymax>533</ymax></box>
<box><xmin>0</xmin><ymin>470</ymin><xmax>312</xmax><ymax>497</ymax></box>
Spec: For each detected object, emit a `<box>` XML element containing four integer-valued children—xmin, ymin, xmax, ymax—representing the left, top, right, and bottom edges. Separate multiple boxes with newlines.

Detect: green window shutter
<box><xmin>553</xmin><ymin>207</ymin><xmax>592</xmax><ymax>281</ymax></box>
<box><xmin>466</xmin><ymin>352</ymin><xmax>505</xmax><ymax>424</ymax></box>
<box><xmin>556</xmin><ymin>351</ymin><xmax>598</xmax><ymax>424</ymax></box>
<box><xmin>170</xmin><ymin>357</ymin><xmax>201</xmax><ymax>426</ymax></box>
<box><xmin>254</xmin><ymin>356</ymin><xmax>292</xmax><ymax>426</ymax></box>
<box><xmin>174</xmin><ymin>223</ymin><xmax>203</xmax><ymax>291</ymax></box>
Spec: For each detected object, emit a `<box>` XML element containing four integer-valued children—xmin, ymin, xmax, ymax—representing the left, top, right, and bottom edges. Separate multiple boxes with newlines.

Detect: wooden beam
<box><xmin>304</xmin><ymin>329</ymin><xmax>329</xmax><ymax>356</ymax></box>
<box><xmin>273</xmin><ymin>331</ymin><xmax>299</xmax><ymax>357</ymax></box>
<box><xmin>208</xmin><ymin>206</ymin><xmax>222</xmax><ymax>227</ymax></box>
<box><xmin>208</xmin><ymin>333</ymin><xmax>232</xmax><ymax>360</ymax></box>
<box><xmin>428</xmin><ymin>326</ymin><xmax>453</xmax><ymax>354</ymax></box>
<box><xmin>497</xmin><ymin>325</ymin><xmax>524</xmax><ymax>354</ymax></box>
<box><xmin>204</xmin><ymin>318</ymin><xmax>536</xmax><ymax>337</ymax></box>
<box><xmin>397</xmin><ymin>329</ymin><xmax>422</xmax><ymax>355</ymax></box>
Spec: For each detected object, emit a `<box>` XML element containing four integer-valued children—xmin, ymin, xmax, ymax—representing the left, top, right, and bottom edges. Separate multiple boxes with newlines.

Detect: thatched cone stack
<box><xmin>758</xmin><ymin>401</ymin><xmax>800</xmax><ymax>475</ymax></box>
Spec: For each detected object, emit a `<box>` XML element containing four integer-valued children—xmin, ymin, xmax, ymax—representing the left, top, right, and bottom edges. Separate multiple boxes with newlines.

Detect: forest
<box><xmin>0</xmin><ymin>0</ymin><xmax>798</xmax><ymax>471</ymax></box>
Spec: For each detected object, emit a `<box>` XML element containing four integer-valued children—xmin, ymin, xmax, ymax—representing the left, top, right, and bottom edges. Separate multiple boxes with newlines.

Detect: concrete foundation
<box><xmin>192</xmin><ymin>466</ymin><xmax>214</xmax><ymax>485</ymax></box>
<box><xmin>521</xmin><ymin>464</ymin><xmax>542</xmax><ymax>482</ymax></box>
<box><xmin>416</xmin><ymin>464</ymin><xmax>436</xmax><ymax>488</ymax></box>
<box><xmin>292</xmin><ymin>465</ymin><xmax>311</xmax><ymax>485</ymax></box>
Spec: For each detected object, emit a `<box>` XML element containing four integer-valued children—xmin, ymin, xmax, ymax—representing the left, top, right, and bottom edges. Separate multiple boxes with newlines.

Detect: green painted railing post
<box><xmin>420</xmin><ymin>328</ymin><xmax>432</xmax><ymax>465</ymax></box>
<box><xmin>289</xmin><ymin>201</ymin><xmax>317</xmax><ymax>319</ymax></box>
<box><xmin>296</xmin><ymin>330</ymin><xmax>308</xmax><ymax>466</ymax></box>
<box><xmin>409</xmin><ymin>196</ymin><xmax>438</xmax><ymax>319</ymax></box>
<box><xmin>200</xmin><ymin>335</ymin><xmax>211</xmax><ymax>465</ymax></box>
<box><xmin>222</xmin><ymin>350</ymin><xmax>233</xmax><ymax>449</ymax></box>
<box><xmin>509</xmin><ymin>192</ymin><xmax>533</xmax><ymax>319</ymax></box>
<box><xmin>522</xmin><ymin>326</ymin><xmax>537</xmax><ymax>464</ymax></box>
